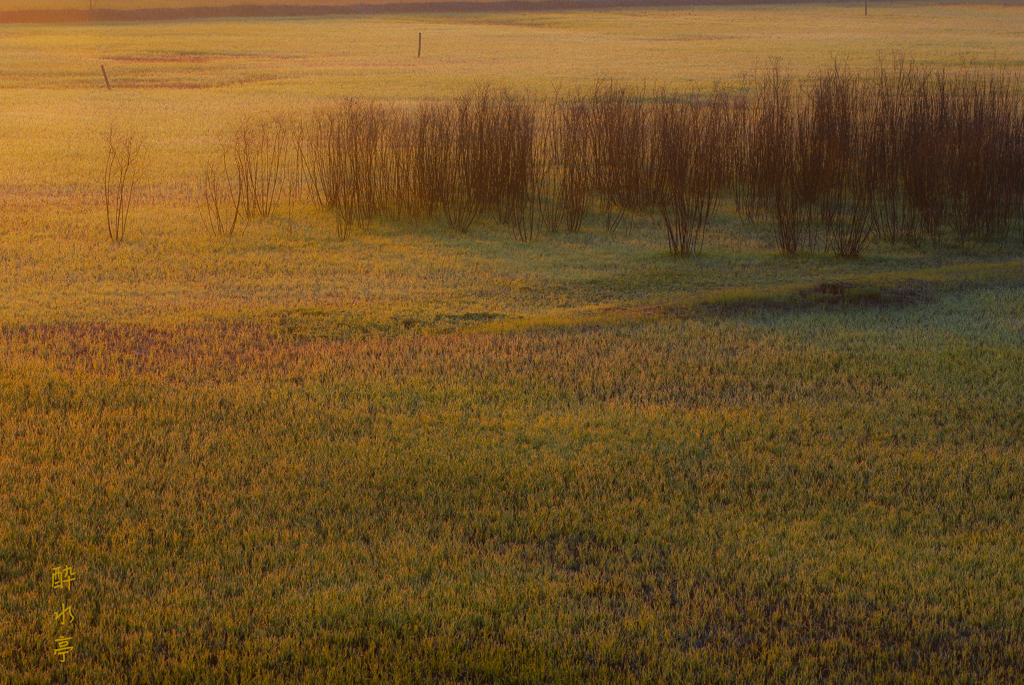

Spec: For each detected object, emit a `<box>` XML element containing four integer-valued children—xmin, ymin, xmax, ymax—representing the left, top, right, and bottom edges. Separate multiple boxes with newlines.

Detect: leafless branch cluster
<box><xmin>198</xmin><ymin>62</ymin><xmax>1024</xmax><ymax>255</ymax></box>
<box><xmin>104</xmin><ymin>123</ymin><xmax>146</xmax><ymax>243</ymax></box>
<box><xmin>652</xmin><ymin>91</ymin><xmax>732</xmax><ymax>256</ymax></box>
<box><xmin>734</xmin><ymin>57</ymin><xmax>1024</xmax><ymax>256</ymax></box>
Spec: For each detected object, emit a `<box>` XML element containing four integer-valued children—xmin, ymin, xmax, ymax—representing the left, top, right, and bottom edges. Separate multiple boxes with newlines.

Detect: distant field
<box><xmin>4</xmin><ymin>0</ymin><xmax>511</xmax><ymax>9</ymax></box>
<box><xmin>0</xmin><ymin>0</ymin><xmax>553</xmax><ymax>21</ymax></box>
<box><xmin>4</xmin><ymin>4</ymin><xmax>1024</xmax><ymax>97</ymax></box>
<box><xmin>2</xmin><ymin>5</ymin><xmax>1024</xmax><ymax>683</ymax></box>
<box><xmin>0</xmin><ymin>0</ymin><xmax>1015</xmax><ymax>11</ymax></box>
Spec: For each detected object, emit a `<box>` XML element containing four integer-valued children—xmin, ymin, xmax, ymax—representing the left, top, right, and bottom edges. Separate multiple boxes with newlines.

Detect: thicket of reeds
<box><xmin>200</xmin><ymin>58</ymin><xmax>1024</xmax><ymax>256</ymax></box>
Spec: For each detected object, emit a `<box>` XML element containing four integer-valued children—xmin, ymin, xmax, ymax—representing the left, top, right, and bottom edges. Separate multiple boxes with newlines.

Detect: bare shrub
<box><xmin>653</xmin><ymin>91</ymin><xmax>731</xmax><ymax>257</ymax></box>
<box><xmin>499</xmin><ymin>97</ymin><xmax>540</xmax><ymax>242</ymax></box>
<box><xmin>946</xmin><ymin>67</ymin><xmax>1022</xmax><ymax>246</ymax></box>
<box><xmin>233</xmin><ymin>115</ymin><xmax>288</xmax><ymax>222</ymax></box>
<box><xmin>903</xmin><ymin>71</ymin><xmax>951</xmax><ymax>245</ymax></box>
<box><xmin>200</xmin><ymin>150</ymin><xmax>242</xmax><ymax>238</ymax></box>
<box><xmin>761</xmin><ymin>67</ymin><xmax>806</xmax><ymax>254</ymax></box>
<box><xmin>864</xmin><ymin>55</ymin><xmax>919</xmax><ymax>245</ymax></box>
<box><xmin>531</xmin><ymin>95</ymin><xmax>593</xmax><ymax>235</ymax></box>
<box><xmin>733</xmin><ymin>63</ymin><xmax>808</xmax><ymax>252</ymax></box>
<box><xmin>591</xmin><ymin>83</ymin><xmax>654</xmax><ymax>234</ymax></box>
<box><xmin>496</xmin><ymin>92</ymin><xmax>538</xmax><ymax>234</ymax></box>
<box><xmin>730</xmin><ymin>90</ymin><xmax>764</xmax><ymax>226</ymax></box>
<box><xmin>731</xmin><ymin>58</ymin><xmax>1024</xmax><ymax>256</ymax></box>
<box><xmin>412</xmin><ymin>102</ymin><xmax>450</xmax><ymax>220</ymax></box>
<box><xmin>532</xmin><ymin>101</ymin><xmax>564</xmax><ymax>234</ymax></box>
<box><xmin>283</xmin><ymin>114</ymin><xmax>306</xmax><ymax>226</ymax></box>
<box><xmin>557</xmin><ymin>97</ymin><xmax>593</xmax><ymax>234</ymax></box>
<box><xmin>804</xmin><ymin>64</ymin><xmax>874</xmax><ymax>257</ymax></box>
<box><xmin>103</xmin><ymin>123</ymin><xmax>146</xmax><ymax>243</ymax></box>
<box><xmin>300</xmin><ymin>110</ymin><xmax>338</xmax><ymax>211</ymax></box>
<box><xmin>336</xmin><ymin>101</ymin><xmax>387</xmax><ymax>237</ymax></box>
<box><xmin>434</xmin><ymin>96</ymin><xmax>484</xmax><ymax>234</ymax></box>
<box><xmin>384</xmin><ymin>110</ymin><xmax>418</xmax><ymax>220</ymax></box>
<box><xmin>299</xmin><ymin>101</ymin><xmax>394</xmax><ymax>239</ymax></box>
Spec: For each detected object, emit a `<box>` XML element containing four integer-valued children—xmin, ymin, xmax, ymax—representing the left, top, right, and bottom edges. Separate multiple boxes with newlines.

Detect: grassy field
<box><xmin>3</xmin><ymin>0</ymin><xmax>525</xmax><ymax>10</ymax></box>
<box><xmin>5</xmin><ymin>0</ymin><xmax>1020</xmax><ymax>12</ymax></box>
<box><xmin>2</xmin><ymin>4</ymin><xmax>1024</xmax><ymax>682</ymax></box>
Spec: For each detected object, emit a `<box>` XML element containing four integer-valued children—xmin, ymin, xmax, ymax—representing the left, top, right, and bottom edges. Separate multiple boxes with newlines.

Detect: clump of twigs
<box><xmin>234</xmin><ymin>115</ymin><xmax>288</xmax><ymax>222</ymax></box>
<box><xmin>591</xmin><ymin>83</ymin><xmax>653</xmax><ymax>235</ymax></box>
<box><xmin>104</xmin><ymin>123</ymin><xmax>146</xmax><ymax>243</ymax></box>
<box><xmin>200</xmin><ymin>150</ymin><xmax>242</xmax><ymax>238</ymax></box>
<box><xmin>652</xmin><ymin>90</ymin><xmax>731</xmax><ymax>256</ymax></box>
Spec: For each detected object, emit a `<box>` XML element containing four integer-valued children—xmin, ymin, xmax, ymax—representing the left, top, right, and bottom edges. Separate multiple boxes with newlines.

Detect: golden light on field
<box><xmin>0</xmin><ymin>5</ymin><xmax>1020</xmax><ymax>322</ymax></box>
<box><xmin>2</xmin><ymin>5</ymin><xmax>1024</xmax><ymax>682</ymax></box>
<box><xmin>3</xmin><ymin>5</ymin><xmax>1024</xmax><ymax>94</ymax></box>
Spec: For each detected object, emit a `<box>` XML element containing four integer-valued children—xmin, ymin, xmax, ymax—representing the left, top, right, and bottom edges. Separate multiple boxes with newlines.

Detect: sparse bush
<box><xmin>103</xmin><ymin>123</ymin><xmax>146</xmax><ymax>243</ymax></box>
<box><xmin>732</xmin><ymin>59</ymin><xmax>1024</xmax><ymax>255</ymax></box>
<box><xmin>200</xmin><ymin>150</ymin><xmax>242</xmax><ymax>238</ymax></box>
<box><xmin>333</xmin><ymin>101</ymin><xmax>387</xmax><ymax>238</ymax></box>
<box><xmin>283</xmin><ymin>113</ymin><xmax>305</xmax><ymax>226</ymax></box>
<box><xmin>234</xmin><ymin>114</ymin><xmax>288</xmax><ymax>222</ymax></box>
<box><xmin>805</xmin><ymin>64</ymin><xmax>874</xmax><ymax>258</ymax></box>
<box><xmin>532</xmin><ymin>101</ymin><xmax>563</xmax><ymax>234</ymax></box>
<box><xmin>493</xmin><ymin>92</ymin><xmax>538</xmax><ymax>236</ymax></box>
<box><xmin>653</xmin><ymin>91</ymin><xmax>731</xmax><ymax>256</ymax></box>
<box><xmin>436</xmin><ymin>96</ymin><xmax>483</xmax><ymax>234</ymax></box>
<box><xmin>557</xmin><ymin>97</ymin><xmax>593</xmax><ymax>234</ymax></box>
<box><xmin>384</xmin><ymin>110</ymin><xmax>418</xmax><ymax>220</ymax></box>
<box><xmin>865</xmin><ymin>55</ymin><xmax>918</xmax><ymax>245</ymax></box>
<box><xmin>762</xmin><ymin>67</ymin><xmax>806</xmax><ymax>254</ymax></box>
<box><xmin>591</xmin><ymin>83</ymin><xmax>653</xmax><ymax>234</ymax></box>
<box><xmin>299</xmin><ymin>101</ymin><xmax>394</xmax><ymax>239</ymax></box>
<box><xmin>525</xmin><ymin>95</ymin><xmax>592</xmax><ymax>236</ymax></box>
<box><xmin>946</xmin><ymin>67</ymin><xmax>1022</xmax><ymax>246</ymax></box>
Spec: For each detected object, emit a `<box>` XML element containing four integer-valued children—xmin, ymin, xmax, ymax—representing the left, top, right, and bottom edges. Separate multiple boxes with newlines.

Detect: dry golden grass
<box><xmin>2</xmin><ymin>5</ymin><xmax>1024</xmax><ymax>682</ymax></box>
<box><xmin>4</xmin><ymin>4</ymin><xmax>1024</xmax><ymax>95</ymax></box>
<box><xmin>3</xmin><ymin>288</ymin><xmax>1024</xmax><ymax>682</ymax></box>
<box><xmin>3</xmin><ymin>0</ymin><xmax>517</xmax><ymax>9</ymax></box>
<box><xmin>1</xmin><ymin>5</ymin><xmax>1022</xmax><ymax>323</ymax></box>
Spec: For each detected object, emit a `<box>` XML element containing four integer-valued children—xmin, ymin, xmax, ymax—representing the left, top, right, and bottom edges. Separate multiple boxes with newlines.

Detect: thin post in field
<box><xmin>101</xmin><ymin>65</ymin><xmax>111</xmax><ymax>90</ymax></box>
<box><xmin>418</xmin><ymin>32</ymin><xmax>422</xmax><ymax>58</ymax></box>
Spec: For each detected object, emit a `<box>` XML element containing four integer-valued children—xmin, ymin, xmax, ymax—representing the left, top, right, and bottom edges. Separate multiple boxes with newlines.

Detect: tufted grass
<box><xmin>3</xmin><ymin>285</ymin><xmax>1024</xmax><ymax>682</ymax></box>
<box><xmin>2</xmin><ymin>5</ymin><xmax>1024</xmax><ymax>682</ymax></box>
